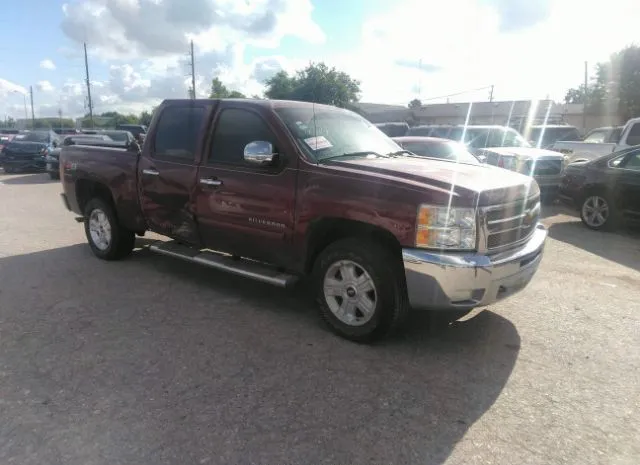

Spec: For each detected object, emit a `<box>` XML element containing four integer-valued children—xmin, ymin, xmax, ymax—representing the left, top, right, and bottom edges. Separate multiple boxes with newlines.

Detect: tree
<box><xmin>564</xmin><ymin>45</ymin><xmax>640</xmax><ymax>120</ymax></box>
<box><xmin>209</xmin><ymin>78</ymin><xmax>246</xmax><ymax>99</ymax></box>
<box><xmin>408</xmin><ymin>98</ymin><xmax>422</xmax><ymax>109</ymax></box>
<box><xmin>264</xmin><ymin>62</ymin><xmax>361</xmax><ymax>108</ymax></box>
<box><xmin>138</xmin><ymin>110</ymin><xmax>154</xmax><ymax>126</ymax></box>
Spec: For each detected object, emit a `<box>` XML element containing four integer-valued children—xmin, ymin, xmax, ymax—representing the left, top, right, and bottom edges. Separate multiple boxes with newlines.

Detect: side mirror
<box><xmin>52</xmin><ymin>140</ymin><xmax>58</xmax><ymax>148</ymax></box>
<box><xmin>244</xmin><ymin>140</ymin><xmax>276</xmax><ymax>165</ymax></box>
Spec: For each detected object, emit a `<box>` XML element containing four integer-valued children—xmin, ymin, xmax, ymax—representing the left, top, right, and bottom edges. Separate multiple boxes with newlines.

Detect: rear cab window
<box><xmin>152</xmin><ymin>105</ymin><xmax>206</xmax><ymax>162</ymax></box>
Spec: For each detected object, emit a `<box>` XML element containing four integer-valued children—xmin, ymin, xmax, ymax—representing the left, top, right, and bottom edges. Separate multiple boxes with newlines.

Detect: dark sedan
<box><xmin>392</xmin><ymin>136</ymin><xmax>482</xmax><ymax>164</ymax></box>
<box><xmin>0</xmin><ymin>130</ymin><xmax>60</xmax><ymax>173</ymax></box>
<box><xmin>559</xmin><ymin>147</ymin><xmax>640</xmax><ymax>230</ymax></box>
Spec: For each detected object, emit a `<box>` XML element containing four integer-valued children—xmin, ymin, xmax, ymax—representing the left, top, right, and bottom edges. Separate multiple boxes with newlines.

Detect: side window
<box><xmin>485</xmin><ymin>152</ymin><xmax>500</xmax><ymax>166</ymax></box>
<box><xmin>209</xmin><ymin>108</ymin><xmax>277</xmax><ymax>165</ymax></box>
<box><xmin>624</xmin><ymin>123</ymin><xmax>640</xmax><ymax>146</ymax></box>
<box><xmin>621</xmin><ymin>151</ymin><xmax>640</xmax><ymax>171</ymax></box>
<box><xmin>153</xmin><ymin>106</ymin><xmax>205</xmax><ymax>161</ymax></box>
<box><xmin>584</xmin><ymin>130</ymin><xmax>606</xmax><ymax>143</ymax></box>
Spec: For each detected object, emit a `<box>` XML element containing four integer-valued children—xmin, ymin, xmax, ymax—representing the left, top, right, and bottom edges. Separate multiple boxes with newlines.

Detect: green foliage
<box><xmin>209</xmin><ymin>78</ymin><xmax>246</xmax><ymax>99</ymax></box>
<box><xmin>264</xmin><ymin>62</ymin><xmax>361</xmax><ymax>108</ymax></box>
<box><xmin>565</xmin><ymin>45</ymin><xmax>640</xmax><ymax>120</ymax></box>
<box><xmin>408</xmin><ymin>99</ymin><xmax>422</xmax><ymax>109</ymax></box>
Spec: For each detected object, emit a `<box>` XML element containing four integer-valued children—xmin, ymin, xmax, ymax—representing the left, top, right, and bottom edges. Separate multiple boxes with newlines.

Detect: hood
<box><xmin>5</xmin><ymin>141</ymin><xmax>48</xmax><ymax>153</ymax></box>
<box><xmin>327</xmin><ymin>157</ymin><xmax>536</xmax><ymax>204</ymax></box>
<box><xmin>480</xmin><ymin>146</ymin><xmax>564</xmax><ymax>159</ymax></box>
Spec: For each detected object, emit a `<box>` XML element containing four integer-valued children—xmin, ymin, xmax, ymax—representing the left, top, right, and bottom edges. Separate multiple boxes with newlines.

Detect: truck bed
<box><xmin>59</xmin><ymin>144</ymin><xmax>145</xmax><ymax>232</ymax></box>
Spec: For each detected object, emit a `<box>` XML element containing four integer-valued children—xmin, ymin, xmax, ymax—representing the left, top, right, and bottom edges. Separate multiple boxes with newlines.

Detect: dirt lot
<box><xmin>1</xmin><ymin>172</ymin><xmax>639</xmax><ymax>465</ymax></box>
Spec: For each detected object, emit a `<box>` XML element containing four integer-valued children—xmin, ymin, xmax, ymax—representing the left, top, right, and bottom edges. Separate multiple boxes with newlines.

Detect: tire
<box><xmin>49</xmin><ymin>171</ymin><xmax>60</xmax><ymax>180</ymax></box>
<box><xmin>4</xmin><ymin>167</ymin><xmax>14</xmax><ymax>174</ymax></box>
<box><xmin>313</xmin><ymin>238</ymin><xmax>409</xmax><ymax>343</ymax></box>
<box><xmin>83</xmin><ymin>198</ymin><xmax>135</xmax><ymax>260</ymax></box>
<box><xmin>580</xmin><ymin>192</ymin><xmax>618</xmax><ymax>231</ymax></box>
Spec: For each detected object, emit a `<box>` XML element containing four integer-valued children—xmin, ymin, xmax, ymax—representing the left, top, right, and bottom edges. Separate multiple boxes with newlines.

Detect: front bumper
<box><xmin>1</xmin><ymin>156</ymin><xmax>46</xmax><ymax>171</ymax></box>
<box><xmin>402</xmin><ymin>224</ymin><xmax>547</xmax><ymax>311</ymax></box>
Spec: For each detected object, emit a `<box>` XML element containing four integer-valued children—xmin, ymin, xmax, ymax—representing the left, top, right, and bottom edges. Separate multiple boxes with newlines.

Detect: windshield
<box><xmin>462</xmin><ymin>127</ymin><xmax>530</xmax><ymax>148</ymax></box>
<box><xmin>398</xmin><ymin>140</ymin><xmax>480</xmax><ymax>164</ymax></box>
<box><xmin>275</xmin><ymin>106</ymin><xmax>400</xmax><ymax>161</ymax></box>
<box><xmin>530</xmin><ymin>127</ymin><xmax>581</xmax><ymax>146</ymax></box>
<box><xmin>19</xmin><ymin>132</ymin><xmax>51</xmax><ymax>143</ymax></box>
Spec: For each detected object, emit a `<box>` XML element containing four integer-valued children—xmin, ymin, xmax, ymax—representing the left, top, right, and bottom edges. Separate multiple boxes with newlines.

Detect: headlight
<box><xmin>416</xmin><ymin>205</ymin><xmax>477</xmax><ymax>250</ymax></box>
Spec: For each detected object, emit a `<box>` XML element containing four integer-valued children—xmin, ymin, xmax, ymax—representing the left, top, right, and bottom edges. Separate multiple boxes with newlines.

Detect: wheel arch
<box><xmin>303</xmin><ymin>217</ymin><xmax>403</xmax><ymax>274</ymax></box>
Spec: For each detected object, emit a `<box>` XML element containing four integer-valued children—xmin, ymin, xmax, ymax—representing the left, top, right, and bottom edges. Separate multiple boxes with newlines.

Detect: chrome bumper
<box><xmin>402</xmin><ymin>224</ymin><xmax>547</xmax><ymax>311</ymax></box>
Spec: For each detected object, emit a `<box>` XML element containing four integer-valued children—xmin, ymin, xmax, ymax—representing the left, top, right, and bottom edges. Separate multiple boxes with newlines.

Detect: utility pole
<box><xmin>582</xmin><ymin>61</ymin><xmax>588</xmax><ymax>132</ymax></box>
<box><xmin>84</xmin><ymin>42</ymin><xmax>94</xmax><ymax>128</ymax></box>
<box><xmin>188</xmin><ymin>40</ymin><xmax>196</xmax><ymax>99</ymax></box>
<box><xmin>29</xmin><ymin>86</ymin><xmax>35</xmax><ymax>129</ymax></box>
<box><xmin>489</xmin><ymin>85</ymin><xmax>494</xmax><ymax>103</ymax></box>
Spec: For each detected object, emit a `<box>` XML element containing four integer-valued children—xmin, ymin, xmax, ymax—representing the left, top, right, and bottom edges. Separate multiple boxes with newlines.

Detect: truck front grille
<box><xmin>482</xmin><ymin>194</ymin><xmax>540</xmax><ymax>251</ymax></box>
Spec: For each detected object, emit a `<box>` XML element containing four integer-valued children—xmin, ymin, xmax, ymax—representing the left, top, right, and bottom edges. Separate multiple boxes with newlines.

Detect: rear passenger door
<box><xmin>194</xmin><ymin>104</ymin><xmax>298</xmax><ymax>267</ymax></box>
<box><xmin>138</xmin><ymin>103</ymin><xmax>206</xmax><ymax>244</ymax></box>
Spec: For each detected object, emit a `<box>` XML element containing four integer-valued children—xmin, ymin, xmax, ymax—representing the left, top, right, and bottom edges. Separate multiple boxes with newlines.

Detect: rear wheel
<box><xmin>313</xmin><ymin>238</ymin><xmax>409</xmax><ymax>343</ymax></box>
<box><xmin>580</xmin><ymin>193</ymin><xmax>617</xmax><ymax>231</ymax></box>
<box><xmin>84</xmin><ymin>198</ymin><xmax>135</xmax><ymax>260</ymax></box>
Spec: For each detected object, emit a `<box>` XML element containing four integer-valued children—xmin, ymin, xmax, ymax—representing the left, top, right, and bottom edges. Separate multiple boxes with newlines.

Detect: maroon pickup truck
<box><xmin>59</xmin><ymin>99</ymin><xmax>547</xmax><ymax>342</ymax></box>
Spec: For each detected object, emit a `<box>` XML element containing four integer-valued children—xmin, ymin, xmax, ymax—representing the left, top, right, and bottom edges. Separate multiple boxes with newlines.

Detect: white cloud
<box><xmin>61</xmin><ymin>0</ymin><xmax>324</xmax><ymax>61</ymax></box>
<box><xmin>37</xmin><ymin>81</ymin><xmax>55</xmax><ymax>92</ymax></box>
<box><xmin>0</xmin><ymin>78</ymin><xmax>27</xmax><ymax>97</ymax></box>
<box><xmin>40</xmin><ymin>59</ymin><xmax>56</xmax><ymax>70</ymax></box>
<box><xmin>333</xmin><ymin>0</ymin><xmax>640</xmax><ymax>105</ymax></box>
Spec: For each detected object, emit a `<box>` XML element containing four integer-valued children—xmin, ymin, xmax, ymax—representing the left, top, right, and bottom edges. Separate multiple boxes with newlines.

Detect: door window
<box><xmin>209</xmin><ymin>108</ymin><xmax>278</xmax><ymax>165</ymax></box>
<box><xmin>153</xmin><ymin>106</ymin><xmax>205</xmax><ymax>162</ymax></box>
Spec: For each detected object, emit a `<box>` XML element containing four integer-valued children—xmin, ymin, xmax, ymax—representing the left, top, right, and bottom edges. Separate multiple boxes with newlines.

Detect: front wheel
<box><xmin>84</xmin><ymin>198</ymin><xmax>135</xmax><ymax>260</ymax></box>
<box><xmin>48</xmin><ymin>171</ymin><xmax>60</xmax><ymax>180</ymax></box>
<box><xmin>580</xmin><ymin>193</ymin><xmax>617</xmax><ymax>231</ymax></box>
<box><xmin>313</xmin><ymin>238</ymin><xmax>409</xmax><ymax>343</ymax></box>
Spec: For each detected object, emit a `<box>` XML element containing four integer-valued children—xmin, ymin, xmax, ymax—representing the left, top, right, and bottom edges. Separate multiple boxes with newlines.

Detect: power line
<box><xmin>420</xmin><ymin>85</ymin><xmax>494</xmax><ymax>103</ymax></box>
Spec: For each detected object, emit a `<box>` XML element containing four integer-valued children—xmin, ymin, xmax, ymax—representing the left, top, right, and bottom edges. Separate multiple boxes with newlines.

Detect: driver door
<box><xmin>194</xmin><ymin>104</ymin><xmax>298</xmax><ymax>267</ymax></box>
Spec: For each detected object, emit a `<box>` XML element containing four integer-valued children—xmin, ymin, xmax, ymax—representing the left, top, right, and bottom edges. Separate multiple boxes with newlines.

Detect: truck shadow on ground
<box><xmin>0</xmin><ymin>243</ymin><xmax>520</xmax><ymax>465</ymax></box>
<box><xmin>548</xmin><ymin>220</ymin><xmax>640</xmax><ymax>273</ymax></box>
<box><xmin>0</xmin><ymin>172</ymin><xmax>54</xmax><ymax>185</ymax></box>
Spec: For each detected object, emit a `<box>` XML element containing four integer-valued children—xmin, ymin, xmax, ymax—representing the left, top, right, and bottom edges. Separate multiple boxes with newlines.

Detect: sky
<box><xmin>0</xmin><ymin>0</ymin><xmax>638</xmax><ymax>120</ymax></box>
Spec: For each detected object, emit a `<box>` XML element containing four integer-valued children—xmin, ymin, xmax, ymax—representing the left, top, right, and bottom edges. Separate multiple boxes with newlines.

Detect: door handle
<box><xmin>142</xmin><ymin>169</ymin><xmax>159</xmax><ymax>176</ymax></box>
<box><xmin>200</xmin><ymin>178</ymin><xmax>223</xmax><ymax>186</ymax></box>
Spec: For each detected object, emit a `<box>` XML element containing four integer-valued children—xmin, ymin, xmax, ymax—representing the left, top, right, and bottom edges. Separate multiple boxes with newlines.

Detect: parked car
<box><xmin>0</xmin><ymin>134</ymin><xmax>16</xmax><ymax>152</ymax></box>
<box><xmin>559</xmin><ymin>147</ymin><xmax>640</xmax><ymax>230</ymax></box>
<box><xmin>46</xmin><ymin>134</ymin><xmax>117</xmax><ymax>179</ymax></box>
<box><xmin>391</xmin><ymin>136</ymin><xmax>481</xmax><ymax>164</ymax></box>
<box><xmin>528</xmin><ymin>125</ymin><xmax>581</xmax><ymax>149</ymax></box>
<box><xmin>115</xmin><ymin>124</ymin><xmax>147</xmax><ymax>143</ymax></box>
<box><xmin>375</xmin><ymin>122</ymin><xmax>409</xmax><ymax>137</ymax></box>
<box><xmin>408</xmin><ymin>125</ymin><xmax>565</xmax><ymax>201</ymax></box>
<box><xmin>552</xmin><ymin>118</ymin><xmax>640</xmax><ymax>163</ymax></box>
<box><xmin>0</xmin><ymin>130</ymin><xmax>60</xmax><ymax>173</ymax></box>
<box><xmin>53</xmin><ymin>128</ymin><xmax>81</xmax><ymax>135</ymax></box>
<box><xmin>59</xmin><ymin>99</ymin><xmax>546</xmax><ymax>342</ymax></box>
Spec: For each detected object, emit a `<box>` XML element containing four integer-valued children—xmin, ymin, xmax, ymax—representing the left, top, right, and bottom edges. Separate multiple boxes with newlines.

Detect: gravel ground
<box><xmin>1</xmin><ymin>172</ymin><xmax>639</xmax><ymax>465</ymax></box>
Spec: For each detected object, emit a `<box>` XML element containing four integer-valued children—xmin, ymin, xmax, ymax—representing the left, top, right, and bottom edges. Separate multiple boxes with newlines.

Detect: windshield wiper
<box><xmin>318</xmin><ymin>151</ymin><xmax>388</xmax><ymax>163</ymax></box>
<box><xmin>386</xmin><ymin>150</ymin><xmax>418</xmax><ymax>157</ymax></box>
